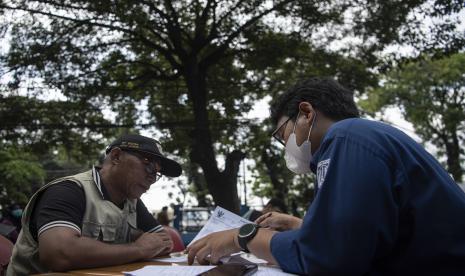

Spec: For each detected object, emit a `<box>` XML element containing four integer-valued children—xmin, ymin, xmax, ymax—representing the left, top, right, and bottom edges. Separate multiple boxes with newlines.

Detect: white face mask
<box><xmin>284</xmin><ymin>111</ymin><xmax>316</xmax><ymax>174</ymax></box>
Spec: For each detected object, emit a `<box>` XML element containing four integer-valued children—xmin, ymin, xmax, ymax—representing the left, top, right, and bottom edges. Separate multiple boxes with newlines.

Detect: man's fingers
<box><xmin>255</xmin><ymin>212</ymin><xmax>273</xmax><ymax>224</ymax></box>
<box><xmin>255</xmin><ymin>214</ymin><xmax>266</xmax><ymax>224</ymax></box>
<box><xmin>187</xmin><ymin>247</ymin><xmax>198</xmax><ymax>265</ymax></box>
<box><xmin>157</xmin><ymin>232</ymin><xmax>170</xmax><ymax>239</ymax></box>
<box><xmin>161</xmin><ymin>244</ymin><xmax>172</xmax><ymax>255</ymax></box>
<box><xmin>258</xmin><ymin>217</ymin><xmax>272</xmax><ymax>228</ymax></box>
<box><xmin>162</xmin><ymin>239</ymin><xmax>173</xmax><ymax>252</ymax></box>
<box><xmin>210</xmin><ymin>252</ymin><xmax>224</xmax><ymax>265</ymax></box>
<box><xmin>196</xmin><ymin>247</ymin><xmax>211</xmax><ymax>265</ymax></box>
<box><xmin>187</xmin><ymin>240</ymin><xmax>203</xmax><ymax>265</ymax></box>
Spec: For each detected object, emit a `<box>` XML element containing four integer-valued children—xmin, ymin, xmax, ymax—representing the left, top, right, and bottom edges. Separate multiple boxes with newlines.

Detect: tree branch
<box><xmin>192</xmin><ymin>0</ymin><xmax>218</xmax><ymax>52</ymax></box>
<box><xmin>1</xmin><ymin>3</ymin><xmax>182</xmax><ymax>70</ymax></box>
<box><xmin>163</xmin><ymin>0</ymin><xmax>189</xmax><ymax>59</ymax></box>
<box><xmin>202</xmin><ymin>0</ymin><xmax>295</xmax><ymax>67</ymax></box>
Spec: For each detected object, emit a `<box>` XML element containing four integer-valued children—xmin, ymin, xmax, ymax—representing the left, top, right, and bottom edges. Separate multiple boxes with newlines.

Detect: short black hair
<box><xmin>270</xmin><ymin>77</ymin><xmax>359</xmax><ymax>125</ymax></box>
<box><xmin>265</xmin><ymin>198</ymin><xmax>288</xmax><ymax>214</ymax></box>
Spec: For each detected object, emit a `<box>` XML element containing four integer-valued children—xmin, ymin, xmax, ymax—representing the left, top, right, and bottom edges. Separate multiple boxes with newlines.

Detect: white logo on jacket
<box><xmin>317</xmin><ymin>159</ymin><xmax>330</xmax><ymax>189</ymax></box>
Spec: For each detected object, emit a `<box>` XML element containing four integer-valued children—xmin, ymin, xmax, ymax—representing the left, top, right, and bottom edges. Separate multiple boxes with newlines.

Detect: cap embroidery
<box><xmin>122</xmin><ymin>141</ymin><xmax>140</xmax><ymax>149</ymax></box>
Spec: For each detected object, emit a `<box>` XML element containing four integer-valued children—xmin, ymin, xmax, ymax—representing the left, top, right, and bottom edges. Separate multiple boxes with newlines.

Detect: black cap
<box><xmin>106</xmin><ymin>134</ymin><xmax>182</xmax><ymax>177</ymax></box>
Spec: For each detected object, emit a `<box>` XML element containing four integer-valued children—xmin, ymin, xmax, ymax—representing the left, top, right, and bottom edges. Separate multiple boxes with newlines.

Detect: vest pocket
<box><xmin>82</xmin><ymin>222</ymin><xmax>117</xmax><ymax>243</ymax></box>
<box><xmin>100</xmin><ymin>226</ymin><xmax>117</xmax><ymax>242</ymax></box>
<box><xmin>81</xmin><ymin>221</ymin><xmax>101</xmax><ymax>240</ymax></box>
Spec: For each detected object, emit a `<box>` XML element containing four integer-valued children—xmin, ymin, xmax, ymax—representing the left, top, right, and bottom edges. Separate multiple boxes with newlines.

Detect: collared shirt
<box><xmin>30</xmin><ymin>167</ymin><xmax>162</xmax><ymax>241</ymax></box>
<box><xmin>271</xmin><ymin>118</ymin><xmax>465</xmax><ymax>275</ymax></box>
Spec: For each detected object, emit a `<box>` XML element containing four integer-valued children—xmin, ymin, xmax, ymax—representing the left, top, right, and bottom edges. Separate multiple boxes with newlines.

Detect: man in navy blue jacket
<box><xmin>187</xmin><ymin>77</ymin><xmax>465</xmax><ymax>275</ymax></box>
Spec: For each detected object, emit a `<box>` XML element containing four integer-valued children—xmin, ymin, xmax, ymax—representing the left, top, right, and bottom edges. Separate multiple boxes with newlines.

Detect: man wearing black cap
<box><xmin>7</xmin><ymin>134</ymin><xmax>182</xmax><ymax>275</ymax></box>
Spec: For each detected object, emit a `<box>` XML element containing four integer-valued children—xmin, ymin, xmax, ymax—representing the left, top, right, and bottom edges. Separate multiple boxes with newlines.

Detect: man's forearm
<box><xmin>58</xmin><ymin>236</ymin><xmax>143</xmax><ymax>271</ymax></box>
<box><xmin>39</xmin><ymin>229</ymin><xmax>144</xmax><ymax>271</ymax></box>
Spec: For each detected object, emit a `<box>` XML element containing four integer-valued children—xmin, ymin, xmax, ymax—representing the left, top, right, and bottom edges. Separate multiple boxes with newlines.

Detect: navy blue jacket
<box><xmin>271</xmin><ymin>118</ymin><xmax>465</xmax><ymax>275</ymax></box>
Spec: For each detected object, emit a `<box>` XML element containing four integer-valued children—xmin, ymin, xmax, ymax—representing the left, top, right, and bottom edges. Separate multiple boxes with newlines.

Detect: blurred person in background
<box><xmin>156</xmin><ymin>206</ymin><xmax>185</xmax><ymax>252</ymax></box>
<box><xmin>0</xmin><ymin>204</ymin><xmax>23</xmax><ymax>243</ymax></box>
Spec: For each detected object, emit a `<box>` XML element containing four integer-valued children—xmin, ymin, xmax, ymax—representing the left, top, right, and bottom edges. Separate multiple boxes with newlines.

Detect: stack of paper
<box><xmin>124</xmin><ymin>265</ymin><xmax>216</xmax><ymax>276</ymax></box>
<box><xmin>124</xmin><ymin>265</ymin><xmax>297</xmax><ymax>276</ymax></box>
<box><xmin>188</xmin><ymin>206</ymin><xmax>252</xmax><ymax>245</ymax></box>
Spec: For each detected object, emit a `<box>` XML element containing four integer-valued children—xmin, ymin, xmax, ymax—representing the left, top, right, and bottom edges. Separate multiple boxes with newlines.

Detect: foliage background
<box><xmin>0</xmin><ymin>0</ymin><xmax>463</xmax><ymax>214</ymax></box>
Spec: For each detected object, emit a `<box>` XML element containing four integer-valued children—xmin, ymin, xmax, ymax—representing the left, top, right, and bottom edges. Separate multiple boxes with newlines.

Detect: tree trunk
<box><xmin>187</xmin><ymin>163</ymin><xmax>209</xmax><ymax>207</ymax></box>
<box><xmin>184</xmin><ymin>62</ymin><xmax>242</xmax><ymax>213</ymax></box>
<box><xmin>444</xmin><ymin>131</ymin><xmax>463</xmax><ymax>183</ymax></box>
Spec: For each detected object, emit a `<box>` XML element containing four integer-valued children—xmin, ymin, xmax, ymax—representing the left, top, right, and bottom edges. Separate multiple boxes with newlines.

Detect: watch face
<box><xmin>239</xmin><ymin>223</ymin><xmax>256</xmax><ymax>237</ymax></box>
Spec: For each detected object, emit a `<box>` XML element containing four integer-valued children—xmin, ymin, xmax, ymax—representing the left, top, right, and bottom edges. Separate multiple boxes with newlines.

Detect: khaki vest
<box><xmin>7</xmin><ymin>169</ymin><xmax>138</xmax><ymax>275</ymax></box>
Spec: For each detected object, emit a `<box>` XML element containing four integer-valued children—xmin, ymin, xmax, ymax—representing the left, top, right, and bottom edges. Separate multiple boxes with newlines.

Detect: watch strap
<box><xmin>238</xmin><ymin>234</ymin><xmax>250</xmax><ymax>253</ymax></box>
<box><xmin>238</xmin><ymin>224</ymin><xmax>260</xmax><ymax>253</ymax></box>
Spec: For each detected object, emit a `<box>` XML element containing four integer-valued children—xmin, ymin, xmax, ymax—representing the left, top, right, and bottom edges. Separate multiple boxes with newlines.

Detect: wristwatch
<box><xmin>238</xmin><ymin>223</ymin><xmax>260</xmax><ymax>253</ymax></box>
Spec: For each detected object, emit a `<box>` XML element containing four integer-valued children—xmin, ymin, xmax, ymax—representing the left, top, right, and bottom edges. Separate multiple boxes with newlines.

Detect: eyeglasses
<box><xmin>271</xmin><ymin>116</ymin><xmax>293</xmax><ymax>146</ymax></box>
<box><xmin>123</xmin><ymin>150</ymin><xmax>162</xmax><ymax>182</ymax></box>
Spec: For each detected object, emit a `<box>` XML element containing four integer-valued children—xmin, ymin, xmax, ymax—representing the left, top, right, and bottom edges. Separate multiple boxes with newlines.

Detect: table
<box><xmin>36</xmin><ymin>254</ymin><xmax>278</xmax><ymax>275</ymax></box>
<box><xmin>35</xmin><ymin>260</ymin><xmax>177</xmax><ymax>276</ymax></box>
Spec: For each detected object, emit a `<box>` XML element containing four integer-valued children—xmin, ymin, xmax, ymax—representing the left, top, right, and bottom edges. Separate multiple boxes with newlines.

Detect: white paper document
<box><xmin>123</xmin><ymin>265</ymin><xmax>216</xmax><ymax>276</ymax></box>
<box><xmin>241</xmin><ymin>253</ymin><xmax>268</xmax><ymax>264</ymax></box>
<box><xmin>188</xmin><ymin>206</ymin><xmax>252</xmax><ymax>246</ymax></box>
<box><xmin>152</xmin><ymin>254</ymin><xmax>188</xmax><ymax>263</ymax></box>
<box><xmin>255</xmin><ymin>266</ymin><xmax>297</xmax><ymax>275</ymax></box>
<box><xmin>124</xmin><ymin>265</ymin><xmax>296</xmax><ymax>276</ymax></box>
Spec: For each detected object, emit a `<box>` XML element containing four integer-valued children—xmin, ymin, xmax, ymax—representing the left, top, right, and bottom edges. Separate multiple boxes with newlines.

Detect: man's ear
<box><xmin>298</xmin><ymin>102</ymin><xmax>315</xmax><ymax>121</ymax></box>
<box><xmin>109</xmin><ymin>147</ymin><xmax>122</xmax><ymax>164</ymax></box>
